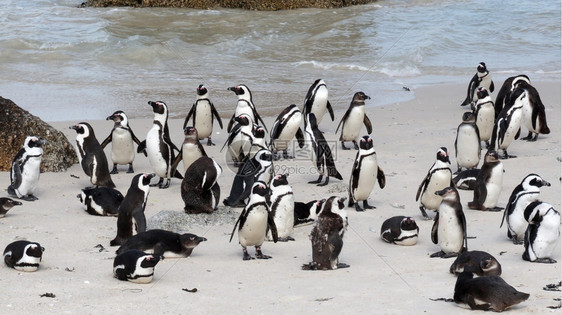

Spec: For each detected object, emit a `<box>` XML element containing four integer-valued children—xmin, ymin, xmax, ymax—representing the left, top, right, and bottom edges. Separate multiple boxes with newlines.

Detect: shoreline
<box><xmin>1</xmin><ymin>80</ymin><xmax>560</xmax><ymax>313</ymax></box>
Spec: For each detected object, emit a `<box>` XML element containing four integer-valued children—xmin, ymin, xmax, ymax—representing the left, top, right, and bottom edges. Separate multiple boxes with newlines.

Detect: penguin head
<box><xmin>107</xmin><ymin>110</ymin><xmax>128</xmax><ymax>126</ymax></box>
<box><xmin>436</xmin><ymin>147</ymin><xmax>450</xmax><ymax>164</ymax></box>
<box><xmin>196</xmin><ymin>84</ymin><xmax>208</xmax><ymax>97</ymax></box>
<box><xmin>255</xmin><ymin>149</ymin><xmax>273</xmax><ymax>163</ymax></box>
<box><xmin>352</xmin><ymin>91</ymin><xmax>371</xmax><ymax>103</ymax></box>
<box><xmin>234</xmin><ymin>114</ymin><xmax>252</xmax><ymax>126</ymax></box>
<box><xmin>252</xmin><ymin>125</ymin><xmax>265</xmax><ymax>139</ymax></box>
<box><xmin>476</xmin><ymin>87</ymin><xmax>489</xmax><ymax>99</ymax></box>
<box><xmin>484</xmin><ymin>150</ymin><xmax>499</xmax><ymax>163</ymax></box>
<box><xmin>480</xmin><ymin>257</ymin><xmax>502</xmax><ymax>276</ymax></box>
<box><xmin>271</xmin><ymin>174</ymin><xmax>288</xmax><ymax>187</ymax></box>
<box><xmin>434</xmin><ymin>186</ymin><xmax>458</xmax><ymax>200</ymax></box>
<box><xmin>0</xmin><ymin>197</ymin><xmax>22</xmax><ymax>211</ymax></box>
<box><xmin>477</xmin><ymin>62</ymin><xmax>487</xmax><ymax>73</ymax></box>
<box><xmin>523</xmin><ymin>174</ymin><xmax>551</xmax><ymax>189</ymax></box>
<box><xmin>180</xmin><ymin>233</ymin><xmax>207</xmax><ymax>249</ymax></box>
<box><xmin>140</xmin><ymin>254</ymin><xmax>162</xmax><ymax>268</ymax></box>
<box><xmin>359</xmin><ymin>136</ymin><xmax>373</xmax><ymax>150</ymax></box>
<box><xmin>336</xmin><ymin>197</ymin><xmax>347</xmax><ymax>210</ymax></box>
<box><xmin>400</xmin><ymin>217</ymin><xmax>418</xmax><ymax>231</ymax></box>
<box><xmin>25</xmin><ymin>242</ymin><xmax>44</xmax><ymax>259</ymax></box>
<box><xmin>228</xmin><ymin>84</ymin><xmax>251</xmax><ymax>98</ymax></box>
<box><xmin>251</xmin><ymin>181</ymin><xmax>269</xmax><ymax>196</ymax></box>
<box><xmin>184</xmin><ymin>126</ymin><xmax>198</xmax><ymax>138</ymax></box>
<box><xmin>24</xmin><ymin>136</ymin><xmax>47</xmax><ymax>149</ymax></box>
<box><xmin>135</xmin><ymin>173</ymin><xmax>156</xmax><ymax>189</ymax></box>
<box><xmin>70</xmin><ymin>123</ymin><xmax>94</xmax><ymax>138</ymax></box>
<box><xmin>461</xmin><ymin>112</ymin><xmax>475</xmax><ymax>123</ymax></box>
<box><xmin>148</xmin><ymin>101</ymin><xmax>168</xmax><ymax>116</ymax></box>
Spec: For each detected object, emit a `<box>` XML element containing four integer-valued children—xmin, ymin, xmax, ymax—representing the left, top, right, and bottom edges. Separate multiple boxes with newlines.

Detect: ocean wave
<box><xmin>294</xmin><ymin>60</ymin><xmax>422</xmax><ymax>78</ymax></box>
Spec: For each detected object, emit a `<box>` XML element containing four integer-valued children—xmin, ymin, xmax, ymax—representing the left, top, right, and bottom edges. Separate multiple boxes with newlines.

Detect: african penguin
<box><xmin>249</xmin><ymin>125</ymin><xmax>268</xmax><ymax>158</ymax></box>
<box><xmin>0</xmin><ymin>198</ymin><xmax>22</xmax><ymax>217</ymax></box>
<box><xmin>516</xmin><ymin>80</ymin><xmax>550</xmax><ymax>141</ymax></box>
<box><xmin>460</xmin><ymin>62</ymin><xmax>494</xmax><ymax>107</ymax></box>
<box><xmin>70</xmin><ymin>122</ymin><xmax>115</xmax><ymax>188</ymax></box>
<box><xmin>302</xmin><ymin>79</ymin><xmax>335</xmax><ymax>125</ymax></box>
<box><xmin>522</xmin><ymin>201</ymin><xmax>560</xmax><ymax>264</ymax></box>
<box><xmin>221</xmin><ymin>114</ymin><xmax>254</xmax><ymax>166</ymax></box>
<box><xmin>7</xmin><ymin>136</ymin><xmax>46</xmax><ymax>201</ymax></box>
<box><xmin>183</xmin><ymin>84</ymin><xmax>223</xmax><ymax>146</ymax></box>
<box><xmin>77</xmin><ymin>186</ymin><xmax>124</xmax><ymax>216</ymax></box>
<box><xmin>336</xmin><ymin>92</ymin><xmax>373</xmax><ymax>150</ymax></box>
<box><xmin>3</xmin><ymin>240</ymin><xmax>44</xmax><ymax>272</ymax></box>
<box><xmin>138</xmin><ymin>101</ymin><xmax>183</xmax><ymax>189</ymax></box>
<box><xmin>293</xmin><ymin>199</ymin><xmax>325</xmax><ymax>227</ymax></box>
<box><xmin>494</xmin><ymin>74</ymin><xmax>530</xmax><ymax>118</ymax></box>
<box><xmin>501</xmin><ymin>173</ymin><xmax>550</xmax><ymax>244</ymax></box>
<box><xmin>468</xmin><ymin>150</ymin><xmax>504</xmax><ymax>211</ymax></box>
<box><xmin>453</xmin><ymin>271</ymin><xmax>529</xmax><ymax>312</ymax></box>
<box><xmin>304</xmin><ymin>113</ymin><xmax>343</xmax><ymax>186</ymax></box>
<box><xmin>489</xmin><ymin>88</ymin><xmax>525</xmax><ymax>159</ymax></box>
<box><xmin>110</xmin><ymin>173</ymin><xmax>155</xmax><ymax>246</ymax></box>
<box><xmin>348</xmin><ymin>135</ymin><xmax>385</xmax><ymax>211</ymax></box>
<box><xmin>113</xmin><ymin>250</ymin><xmax>162</xmax><ymax>284</ymax></box>
<box><xmin>226</xmin><ymin>84</ymin><xmax>267</xmax><ymax>132</ymax></box>
<box><xmin>430</xmin><ymin>187</ymin><xmax>467</xmax><ymax>258</ymax></box>
<box><xmin>269</xmin><ymin>104</ymin><xmax>305</xmax><ymax>159</ymax></box>
<box><xmin>415</xmin><ymin>147</ymin><xmax>454</xmax><ymax>219</ymax></box>
<box><xmin>380</xmin><ymin>216</ymin><xmax>419</xmax><ymax>246</ymax></box>
<box><xmin>116</xmin><ymin>229</ymin><xmax>207</xmax><ymax>258</ymax></box>
<box><xmin>181</xmin><ymin>156</ymin><xmax>222</xmax><ymax>214</ymax></box>
<box><xmin>230</xmin><ymin>181</ymin><xmax>278</xmax><ymax>261</ymax></box>
<box><xmin>455</xmin><ymin>112</ymin><xmax>481</xmax><ymax>173</ymax></box>
<box><xmin>453</xmin><ymin>169</ymin><xmax>480</xmax><ymax>190</ymax></box>
<box><xmin>171</xmin><ymin>126</ymin><xmax>207</xmax><ymax>175</ymax></box>
<box><xmin>449</xmin><ymin>250</ymin><xmax>502</xmax><ymax>276</ymax></box>
<box><xmin>473</xmin><ymin>87</ymin><xmax>495</xmax><ymax>147</ymax></box>
<box><xmin>266</xmin><ymin>174</ymin><xmax>295</xmax><ymax>242</ymax></box>
<box><xmin>101</xmin><ymin>110</ymin><xmax>142</xmax><ymax>174</ymax></box>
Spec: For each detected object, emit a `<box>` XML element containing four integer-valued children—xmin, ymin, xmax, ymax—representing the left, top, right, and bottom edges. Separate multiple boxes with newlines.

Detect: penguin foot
<box><xmin>511</xmin><ymin>238</ymin><xmax>524</xmax><ymax>245</ymax></box>
<box><xmin>354</xmin><ymin>204</ymin><xmax>365</xmax><ymax>212</ymax></box>
<box><xmin>255</xmin><ymin>247</ymin><xmax>271</xmax><ymax>259</ymax></box>
<box><xmin>419</xmin><ymin>207</ymin><xmax>431</xmax><ymax>220</ymax></box>
<box><xmin>242</xmin><ymin>251</ymin><xmax>254</xmax><ymax>261</ymax></box>
<box><xmin>21</xmin><ymin>195</ymin><xmax>38</xmax><ymax>202</ymax></box>
<box><xmin>127</xmin><ymin>164</ymin><xmax>134</xmax><ymax>173</ymax></box>
<box><xmin>430</xmin><ymin>251</ymin><xmax>445</xmax><ymax>258</ymax></box>
<box><xmin>277</xmin><ymin>237</ymin><xmax>295</xmax><ymax>242</ymax></box>
<box><xmin>499</xmin><ymin>152</ymin><xmax>516</xmax><ymax>159</ymax></box>
<box><xmin>336</xmin><ymin>263</ymin><xmax>350</xmax><ymax>269</ymax></box>
<box><xmin>110</xmin><ymin>165</ymin><xmax>119</xmax><ymax>174</ymax></box>
<box><xmin>353</xmin><ymin>141</ymin><xmax>359</xmax><ymax>150</ymax></box>
<box><xmin>363</xmin><ymin>201</ymin><xmax>375</xmax><ymax>209</ymax></box>
<box><xmin>487</xmin><ymin>207</ymin><xmax>503</xmax><ymax>212</ymax></box>
<box><xmin>441</xmin><ymin>252</ymin><xmax>459</xmax><ymax>259</ymax></box>
<box><xmin>159</xmin><ymin>179</ymin><xmax>171</xmax><ymax>189</ymax></box>
<box><xmin>317</xmin><ymin>177</ymin><xmax>330</xmax><ymax>187</ymax></box>
<box><xmin>308</xmin><ymin>176</ymin><xmax>323</xmax><ymax>184</ymax></box>
<box><xmin>207</xmin><ymin>138</ymin><xmax>216</xmax><ymax>146</ymax></box>
<box><xmin>534</xmin><ymin>258</ymin><xmax>557</xmax><ymax>264</ymax></box>
<box><xmin>341</xmin><ymin>142</ymin><xmax>350</xmax><ymax>150</ymax></box>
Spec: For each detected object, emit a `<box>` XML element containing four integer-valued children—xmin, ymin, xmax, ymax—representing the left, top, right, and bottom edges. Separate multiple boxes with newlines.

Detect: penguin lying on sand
<box><xmin>449</xmin><ymin>250</ymin><xmax>502</xmax><ymax>276</ymax></box>
<box><xmin>113</xmin><ymin>250</ymin><xmax>162</xmax><ymax>284</ymax></box>
<box><xmin>0</xmin><ymin>197</ymin><xmax>22</xmax><ymax>217</ymax></box>
<box><xmin>116</xmin><ymin>229</ymin><xmax>207</xmax><ymax>258</ymax></box>
<box><xmin>4</xmin><ymin>240</ymin><xmax>44</xmax><ymax>272</ymax></box>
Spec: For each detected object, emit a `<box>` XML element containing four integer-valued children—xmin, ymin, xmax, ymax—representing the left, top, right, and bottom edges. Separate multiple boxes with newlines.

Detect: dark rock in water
<box><xmin>0</xmin><ymin>97</ymin><xmax>78</xmax><ymax>172</ymax></box>
<box><xmin>81</xmin><ymin>0</ymin><xmax>377</xmax><ymax>10</ymax></box>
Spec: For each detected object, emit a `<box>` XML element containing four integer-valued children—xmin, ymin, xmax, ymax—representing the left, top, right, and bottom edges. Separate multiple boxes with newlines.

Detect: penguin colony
<box><xmin>1</xmin><ymin>71</ymin><xmax>558</xmax><ymax>311</ymax></box>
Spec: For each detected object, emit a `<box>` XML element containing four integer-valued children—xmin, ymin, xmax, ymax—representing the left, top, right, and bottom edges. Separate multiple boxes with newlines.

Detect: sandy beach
<box><xmin>1</xmin><ymin>81</ymin><xmax>560</xmax><ymax>314</ymax></box>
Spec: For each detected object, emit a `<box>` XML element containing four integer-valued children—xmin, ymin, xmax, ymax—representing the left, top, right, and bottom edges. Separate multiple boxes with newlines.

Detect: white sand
<box><xmin>1</xmin><ymin>81</ymin><xmax>560</xmax><ymax>314</ymax></box>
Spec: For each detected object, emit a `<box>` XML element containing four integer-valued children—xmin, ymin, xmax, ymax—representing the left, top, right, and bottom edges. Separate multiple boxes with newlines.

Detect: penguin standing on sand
<box><xmin>183</xmin><ymin>84</ymin><xmax>223</xmax><ymax>146</ymax></box>
<box><xmin>70</xmin><ymin>122</ymin><xmax>115</xmax><ymax>188</ymax></box>
<box><xmin>416</xmin><ymin>147</ymin><xmax>454</xmax><ymax>219</ymax></box>
<box><xmin>110</xmin><ymin>173</ymin><xmax>155</xmax><ymax>246</ymax></box>
<box><xmin>468</xmin><ymin>150</ymin><xmax>504</xmax><ymax>211</ymax></box>
<box><xmin>181</xmin><ymin>156</ymin><xmax>222</xmax><ymax>214</ymax></box>
<box><xmin>266</xmin><ymin>174</ymin><xmax>295</xmax><ymax>242</ymax></box>
<box><xmin>116</xmin><ymin>229</ymin><xmax>207</xmax><ymax>258</ymax></box>
<box><xmin>461</xmin><ymin>62</ymin><xmax>494</xmax><ymax>106</ymax></box>
<box><xmin>3</xmin><ymin>240</ymin><xmax>44</xmax><ymax>272</ymax></box>
<box><xmin>137</xmin><ymin>101</ymin><xmax>183</xmax><ymax>189</ymax></box>
<box><xmin>171</xmin><ymin>126</ymin><xmax>207</xmax><ymax>175</ymax></box>
<box><xmin>430</xmin><ymin>186</ymin><xmax>467</xmax><ymax>258</ymax></box>
<box><xmin>522</xmin><ymin>201</ymin><xmax>560</xmax><ymax>264</ymax></box>
<box><xmin>269</xmin><ymin>104</ymin><xmax>305</xmax><ymax>159</ymax></box>
<box><xmin>516</xmin><ymin>80</ymin><xmax>550</xmax><ymax>141</ymax></box>
<box><xmin>249</xmin><ymin>125</ymin><xmax>268</xmax><ymax>158</ymax></box>
<box><xmin>336</xmin><ymin>92</ymin><xmax>373</xmax><ymax>150</ymax></box>
<box><xmin>77</xmin><ymin>187</ymin><xmax>123</xmax><ymax>217</ymax></box>
<box><xmin>222</xmin><ymin>114</ymin><xmax>254</xmax><ymax>165</ymax></box>
<box><xmin>113</xmin><ymin>250</ymin><xmax>162</xmax><ymax>284</ymax></box>
<box><xmin>230</xmin><ymin>182</ymin><xmax>278</xmax><ymax>261</ymax></box>
<box><xmin>8</xmin><ymin>136</ymin><xmax>46</xmax><ymax>201</ymax></box>
<box><xmin>348</xmin><ymin>135</ymin><xmax>385</xmax><ymax>211</ymax></box>
<box><xmin>101</xmin><ymin>110</ymin><xmax>142</xmax><ymax>174</ymax></box>
<box><xmin>501</xmin><ymin>174</ymin><xmax>550</xmax><ymax>244</ymax></box>
<box><xmin>380</xmin><ymin>216</ymin><xmax>419</xmax><ymax>246</ymax></box>
<box><xmin>303</xmin><ymin>79</ymin><xmax>335</xmax><ymax>125</ymax></box>
<box><xmin>226</xmin><ymin>84</ymin><xmax>267</xmax><ymax>132</ymax></box>
<box><xmin>473</xmin><ymin>87</ymin><xmax>495</xmax><ymax>147</ymax></box>
<box><xmin>489</xmin><ymin>89</ymin><xmax>525</xmax><ymax>159</ymax></box>
<box><xmin>0</xmin><ymin>198</ymin><xmax>22</xmax><ymax>217</ymax></box>
<box><xmin>449</xmin><ymin>250</ymin><xmax>502</xmax><ymax>276</ymax></box>
<box><xmin>454</xmin><ymin>271</ymin><xmax>529</xmax><ymax>312</ymax></box>
<box><xmin>494</xmin><ymin>74</ymin><xmax>530</xmax><ymax>117</ymax></box>
<box><xmin>304</xmin><ymin>113</ymin><xmax>343</xmax><ymax>186</ymax></box>
<box><xmin>454</xmin><ymin>112</ymin><xmax>481</xmax><ymax>173</ymax></box>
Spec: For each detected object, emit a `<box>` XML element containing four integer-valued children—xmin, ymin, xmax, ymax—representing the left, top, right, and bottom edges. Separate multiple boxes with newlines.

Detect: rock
<box><xmin>0</xmin><ymin>97</ymin><xmax>78</xmax><ymax>172</ymax></box>
<box><xmin>81</xmin><ymin>0</ymin><xmax>377</xmax><ymax>10</ymax></box>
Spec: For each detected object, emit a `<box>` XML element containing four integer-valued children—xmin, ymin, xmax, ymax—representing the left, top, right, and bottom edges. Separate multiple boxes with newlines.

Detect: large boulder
<box><xmin>0</xmin><ymin>97</ymin><xmax>78</xmax><ymax>172</ymax></box>
<box><xmin>81</xmin><ymin>0</ymin><xmax>377</xmax><ymax>10</ymax></box>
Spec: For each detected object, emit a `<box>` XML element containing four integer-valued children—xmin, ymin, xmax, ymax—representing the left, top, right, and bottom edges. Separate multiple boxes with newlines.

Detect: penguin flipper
<box><xmin>431</xmin><ymin>213</ymin><xmax>439</xmax><ymax>244</ymax></box>
<box><xmin>210</xmin><ymin>104</ymin><xmax>224</xmax><ymax>129</ymax></box>
<box><xmin>254</xmin><ymin>111</ymin><xmax>268</xmax><ymax>132</ymax></box>
<box><xmin>173</xmin><ymin>168</ymin><xmax>184</xmax><ymax>180</ymax></box>
<box><xmin>416</xmin><ymin>175</ymin><xmax>429</xmax><ymax>201</ymax></box>
<box><xmin>227</xmin><ymin>114</ymin><xmax>235</xmax><ymax>133</ymax></box>
<box><xmin>363</xmin><ymin>114</ymin><xmax>373</xmax><ymax>134</ymax></box>
<box><xmin>326</xmin><ymin>100</ymin><xmax>335</xmax><ymax>121</ymax></box>
<box><xmin>489</xmin><ymin>80</ymin><xmax>495</xmax><ymax>93</ymax></box>
<box><xmin>137</xmin><ymin>140</ymin><xmax>147</xmax><ymax>155</ymax></box>
<box><xmin>295</xmin><ymin>128</ymin><xmax>305</xmax><ymax>148</ymax></box>
<box><xmin>461</xmin><ymin>75</ymin><xmax>477</xmax><ymax>105</ymax></box>
<box><xmin>229</xmin><ymin>211</ymin><xmax>244</xmax><ymax>243</ymax></box>
<box><xmin>133</xmin><ymin>209</ymin><xmax>147</xmax><ymax>234</ymax></box>
<box><xmin>221</xmin><ymin>125</ymin><xmax>242</xmax><ymax>152</ymax></box>
<box><xmin>460</xmin><ymin>210</ymin><xmax>468</xmax><ymax>251</ymax></box>
<box><xmin>11</xmin><ymin>161</ymin><xmax>22</xmax><ymax>189</ymax></box>
<box><xmin>184</xmin><ymin>105</ymin><xmax>195</xmax><ymax>130</ymax></box>
<box><xmin>101</xmin><ymin>134</ymin><xmax>112</xmax><ymax>149</ymax></box>
<box><xmin>377</xmin><ymin>166</ymin><xmax>386</xmax><ymax>189</ymax></box>
<box><xmin>267</xmin><ymin>212</ymin><xmax>279</xmax><ymax>243</ymax></box>
<box><xmin>128</xmin><ymin>127</ymin><xmax>143</xmax><ymax>146</ymax></box>
<box><xmin>335</xmin><ymin>109</ymin><xmax>350</xmax><ymax>133</ymax></box>
<box><xmin>171</xmin><ymin>152</ymin><xmax>183</xmax><ymax>177</ymax></box>
<box><xmin>514</xmin><ymin>128</ymin><xmax>521</xmax><ymax>140</ymax></box>
<box><xmin>321</xmin><ymin>142</ymin><xmax>342</xmax><ymax>180</ymax></box>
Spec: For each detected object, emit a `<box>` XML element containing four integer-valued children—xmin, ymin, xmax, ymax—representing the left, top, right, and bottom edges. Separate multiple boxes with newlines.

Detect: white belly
<box><xmin>394</xmin><ymin>230</ymin><xmax>418</xmax><ymax>246</ymax></box>
<box><xmin>438</xmin><ymin>206</ymin><xmax>464</xmax><ymax>254</ymax></box>
<box><xmin>456</xmin><ymin>126</ymin><xmax>480</xmax><ymax>169</ymax></box>
<box><xmin>310</xmin><ymin>88</ymin><xmax>328</xmax><ymax>123</ymax></box>
<box><xmin>531</xmin><ymin>213</ymin><xmax>561</xmax><ymax>259</ymax></box>
<box><xmin>194</xmin><ymin>103</ymin><xmax>213</xmax><ymax>139</ymax></box>
<box><xmin>497</xmin><ymin>110</ymin><xmax>522</xmax><ymax>149</ymax></box>
<box><xmin>17</xmin><ymin>156</ymin><xmax>41</xmax><ymax>196</ymax></box>
<box><xmin>234</xmin><ymin>103</ymin><xmax>254</xmax><ymax>122</ymax></box>
<box><xmin>508</xmin><ymin>194</ymin><xmax>538</xmax><ymax>241</ymax></box>
<box><xmin>182</xmin><ymin>143</ymin><xmax>203</xmax><ymax>173</ymax></box>
<box><xmin>239</xmin><ymin>206</ymin><xmax>268</xmax><ymax>247</ymax></box>
<box><xmin>352</xmin><ymin>156</ymin><xmax>377</xmax><ymax>201</ymax></box>
<box><xmin>273</xmin><ymin>114</ymin><xmax>302</xmax><ymax>151</ymax></box>
<box><xmin>476</xmin><ymin>106</ymin><xmax>495</xmax><ymax>141</ymax></box>
<box><xmin>421</xmin><ymin>170</ymin><xmax>451</xmax><ymax>211</ymax></box>
<box><xmin>146</xmin><ymin>127</ymin><xmax>169</xmax><ymax>178</ymax></box>
<box><xmin>111</xmin><ymin>129</ymin><xmax>135</xmax><ymax>165</ymax></box>
<box><xmin>482</xmin><ymin>165</ymin><xmax>504</xmax><ymax>208</ymax></box>
<box><xmin>341</xmin><ymin>107</ymin><xmax>365</xmax><ymax>141</ymax></box>
<box><xmin>271</xmin><ymin>194</ymin><xmax>295</xmax><ymax>239</ymax></box>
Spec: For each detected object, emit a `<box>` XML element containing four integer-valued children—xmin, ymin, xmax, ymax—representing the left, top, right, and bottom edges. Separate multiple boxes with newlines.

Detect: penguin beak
<box><xmin>435</xmin><ymin>188</ymin><xmax>448</xmax><ymax>196</ymax></box>
<box><xmin>10</xmin><ymin>200</ymin><xmax>23</xmax><ymax>206</ymax></box>
<box><xmin>541</xmin><ymin>180</ymin><xmax>551</xmax><ymax>187</ymax></box>
<box><xmin>69</xmin><ymin>125</ymin><xmax>78</xmax><ymax>130</ymax></box>
<box><xmin>198</xmin><ymin>237</ymin><xmax>207</xmax><ymax>243</ymax></box>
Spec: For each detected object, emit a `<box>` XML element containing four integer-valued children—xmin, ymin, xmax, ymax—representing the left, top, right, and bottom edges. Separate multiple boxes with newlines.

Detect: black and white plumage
<box><xmin>0</xmin><ymin>198</ymin><xmax>22</xmax><ymax>217</ymax></box>
<box><xmin>113</xmin><ymin>250</ymin><xmax>162</xmax><ymax>284</ymax></box>
<box><xmin>183</xmin><ymin>84</ymin><xmax>223</xmax><ymax>146</ymax></box>
<box><xmin>230</xmin><ymin>182</ymin><xmax>278</xmax><ymax>261</ymax></box>
<box><xmin>336</xmin><ymin>92</ymin><xmax>373</xmax><ymax>150</ymax></box>
<box><xmin>489</xmin><ymin>88</ymin><xmax>525</xmax><ymax>159</ymax></box>
<box><xmin>269</xmin><ymin>104</ymin><xmax>305</xmax><ymax>159</ymax></box>
<box><xmin>453</xmin><ymin>169</ymin><xmax>480</xmax><ymax>190</ymax></box>
<box><xmin>302</xmin><ymin>196</ymin><xmax>349</xmax><ymax>270</ymax></box>
<box><xmin>302</xmin><ymin>79</ymin><xmax>335</xmax><ymax>125</ymax></box>
<box><xmin>249</xmin><ymin>125</ymin><xmax>268</xmax><ymax>158</ymax></box>
<box><xmin>468</xmin><ymin>150</ymin><xmax>504</xmax><ymax>211</ymax></box>
<box><xmin>348</xmin><ymin>135</ymin><xmax>385</xmax><ymax>211</ymax></box>
<box><xmin>222</xmin><ymin>114</ymin><xmax>254</xmax><ymax>165</ymax></box>
<box><xmin>460</xmin><ymin>62</ymin><xmax>494</xmax><ymax>107</ymax></box>
<box><xmin>223</xmin><ymin>149</ymin><xmax>273</xmax><ymax>208</ymax></box>
<box><xmin>516</xmin><ymin>80</ymin><xmax>550</xmax><ymax>141</ymax></box>
<box><xmin>501</xmin><ymin>173</ymin><xmax>550</xmax><ymax>244</ymax></box>
<box><xmin>473</xmin><ymin>87</ymin><xmax>495</xmax><ymax>147</ymax></box>
<box><xmin>430</xmin><ymin>187</ymin><xmax>467</xmax><ymax>258</ymax></box>
<box><xmin>293</xmin><ymin>199</ymin><xmax>325</xmax><ymax>227</ymax></box>
<box><xmin>181</xmin><ymin>156</ymin><xmax>222</xmax><ymax>214</ymax></box>
<box><xmin>101</xmin><ymin>110</ymin><xmax>142</xmax><ymax>174</ymax></box>
<box><xmin>454</xmin><ymin>112</ymin><xmax>480</xmax><ymax>173</ymax></box>
<box><xmin>171</xmin><ymin>126</ymin><xmax>208</xmax><ymax>175</ymax></box>
<box><xmin>449</xmin><ymin>250</ymin><xmax>502</xmax><ymax>276</ymax></box>
<box><xmin>522</xmin><ymin>201</ymin><xmax>560</xmax><ymax>264</ymax></box>
<box><xmin>304</xmin><ymin>113</ymin><xmax>343</xmax><ymax>186</ymax></box>
<box><xmin>110</xmin><ymin>173</ymin><xmax>155</xmax><ymax>246</ymax></box>
<box><xmin>266</xmin><ymin>174</ymin><xmax>295</xmax><ymax>242</ymax></box>
<box><xmin>380</xmin><ymin>216</ymin><xmax>419</xmax><ymax>246</ymax></box>
<box><xmin>70</xmin><ymin>122</ymin><xmax>115</xmax><ymax>188</ymax></box>
<box><xmin>116</xmin><ymin>229</ymin><xmax>207</xmax><ymax>258</ymax></box>
<box><xmin>77</xmin><ymin>186</ymin><xmax>123</xmax><ymax>216</ymax></box>
<box><xmin>138</xmin><ymin>101</ymin><xmax>183</xmax><ymax>189</ymax></box>
<box><xmin>494</xmin><ymin>74</ymin><xmax>530</xmax><ymax>118</ymax></box>
<box><xmin>453</xmin><ymin>271</ymin><xmax>529</xmax><ymax>312</ymax></box>
<box><xmin>416</xmin><ymin>147</ymin><xmax>454</xmax><ymax>219</ymax></box>
<box><xmin>7</xmin><ymin>136</ymin><xmax>46</xmax><ymax>201</ymax></box>
<box><xmin>3</xmin><ymin>240</ymin><xmax>44</xmax><ymax>272</ymax></box>
<box><xmin>226</xmin><ymin>84</ymin><xmax>267</xmax><ymax>132</ymax></box>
